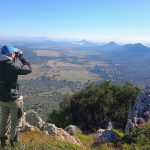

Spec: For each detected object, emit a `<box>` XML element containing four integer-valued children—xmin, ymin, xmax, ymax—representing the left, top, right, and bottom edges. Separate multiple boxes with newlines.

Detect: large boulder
<box><xmin>125</xmin><ymin>85</ymin><xmax>150</xmax><ymax>134</ymax></box>
<box><xmin>93</xmin><ymin>121</ymin><xmax>120</xmax><ymax>146</ymax></box>
<box><xmin>93</xmin><ymin>128</ymin><xmax>120</xmax><ymax>146</ymax></box>
<box><xmin>64</xmin><ymin>125</ymin><xmax>82</xmax><ymax>135</ymax></box>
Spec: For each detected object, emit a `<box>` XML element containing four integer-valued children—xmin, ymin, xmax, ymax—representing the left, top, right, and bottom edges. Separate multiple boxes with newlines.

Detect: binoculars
<box><xmin>15</xmin><ymin>51</ymin><xmax>23</xmax><ymax>58</ymax></box>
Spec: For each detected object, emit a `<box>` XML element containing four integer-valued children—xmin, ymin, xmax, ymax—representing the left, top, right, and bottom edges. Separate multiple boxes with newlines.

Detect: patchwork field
<box><xmin>20</xmin><ymin>59</ymin><xmax>102</xmax><ymax>83</ymax></box>
<box><xmin>47</xmin><ymin>60</ymin><xmax>101</xmax><ymax>82</ymax></box>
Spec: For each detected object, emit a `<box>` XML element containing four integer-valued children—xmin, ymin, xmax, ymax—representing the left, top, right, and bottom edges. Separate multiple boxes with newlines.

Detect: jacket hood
<box><xmin>0</xmin><ymin>54</ymin><xmax>12</xmax><ymax>61</ymax></box>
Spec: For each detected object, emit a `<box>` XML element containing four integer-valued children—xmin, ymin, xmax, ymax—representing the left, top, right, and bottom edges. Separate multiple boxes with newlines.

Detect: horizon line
<box><xmin>0</xmin><ymin>35</ymin><xmax>150</xmax><ymax>45</ymax></box>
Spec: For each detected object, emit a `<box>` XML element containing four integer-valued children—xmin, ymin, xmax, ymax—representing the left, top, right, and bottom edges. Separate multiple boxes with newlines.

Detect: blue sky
<box><xmin>0</xmin><ymin>0</ymin><xmax>150</xmax><ymax>42</ymax></box>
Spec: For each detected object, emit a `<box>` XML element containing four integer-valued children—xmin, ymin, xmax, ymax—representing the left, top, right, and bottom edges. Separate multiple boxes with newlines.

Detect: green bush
<box><xmin>49</xmin><ymin>81</ymin><xmax>140</xmax><ymax>131</ymax></box>
<box><xmin>128</xmin><ymin>121</ymin><xmax>150</xmax><ymax>150</ymax></box>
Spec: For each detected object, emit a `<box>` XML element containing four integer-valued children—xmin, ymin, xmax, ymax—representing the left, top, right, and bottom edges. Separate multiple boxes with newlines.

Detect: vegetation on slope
<box><xmin>3</xmin><ymin>130</ymin><xmax>82</xmax><ymax>150</ymax></box>
<box><xmin>2</xmin><ymin>122</ymin><xmax>149</xmax><ymax>150</ymax></box>
<box><xmin>126</xmin><ymin>121</ymin><xmax>150</xmax><ymax>150</ymax></box>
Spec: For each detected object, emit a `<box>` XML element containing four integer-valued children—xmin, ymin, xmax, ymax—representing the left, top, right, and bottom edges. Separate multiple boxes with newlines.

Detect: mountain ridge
<box><xmin>0</xmin><ymin>36</ymin><xmax>150</xmax><ymax>49</ymax></box>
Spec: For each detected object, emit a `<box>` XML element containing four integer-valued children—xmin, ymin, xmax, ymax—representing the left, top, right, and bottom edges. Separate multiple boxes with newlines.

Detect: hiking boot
<box><xmin>10</xmin><ymin>135</ymin><xmax>19</xmax><ymax>147</ymax></box>
<box><xmin>0</xmin><ymin>136</ymin><xmax>9</xmax><ymax>148</ymax></box>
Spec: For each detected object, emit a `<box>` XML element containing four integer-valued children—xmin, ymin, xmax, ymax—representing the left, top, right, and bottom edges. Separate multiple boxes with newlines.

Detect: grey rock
<box><xmin>64</xmin><ymin>125</ymin><xmax>82</xmax><ymax>135</ymax></box>
<box><xmin>93</xmin><ymin>128</ymin><xmax>120</xmax><ymax>145</ymax></box>
<box><xmin>25</xmin><ymin>110</ymin><xmax>45</xmax><ymax>129</ymax></box>
<box><xmin>20</xmin><ymin>112</ymin><xmax>37</xmax><ymax>132</ymax></box>
<box><xmin>56</xmin><ymin>128</ymin><xmax>83</xmax><ymax>146</ymax></box>
<box><xmin>41</xmin><ymin>123</ymin><xmax>58</xmax><ymax>136</ymax></box>
<box><xmin>126</xmin><ymin>85</ymin><xmax>150</xmax><ymax>134</ymax></box>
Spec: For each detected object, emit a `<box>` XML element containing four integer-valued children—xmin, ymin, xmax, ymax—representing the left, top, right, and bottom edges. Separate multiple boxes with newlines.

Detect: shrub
<box><xmin>128</xmin><ymin>121</ymin><xmax>150</xmax><ymax>150</ymax></box>
<box><xmin>49</xmin><ymin>81</ymin><xmax>140</xmax><ymax>131</ymax></box>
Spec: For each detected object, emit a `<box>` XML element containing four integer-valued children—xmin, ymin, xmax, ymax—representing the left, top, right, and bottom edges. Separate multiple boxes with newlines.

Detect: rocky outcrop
<box><xmin>64</xmin><ymin>125</ymin><xmax>82</xmax><ymax>135</ymax></box>
<box><xmin>25</xmin><ymin>110</ymin><xmax>45</xmax><ymax>129</ymax></box>
<box><xmin>125</xmin><ymin>85</ymin><xmax>150</xmax><ymax>134</ymax></box>
<box><xmin>21</xmin><ymin>110</ymin><xmax>82</xmax><ymax>146</ymax></box>
<box><xmin>20</xmin><ymin>113</ymin><xmax>37</xmax><ymax>132</ymax></box>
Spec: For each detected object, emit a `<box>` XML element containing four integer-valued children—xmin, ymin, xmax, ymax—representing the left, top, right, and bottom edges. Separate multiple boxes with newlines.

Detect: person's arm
<box><xmin>19</xmin><ymin>56</ymin><xmax>31</xmax><ymax>67</ymax></box>
<box><xmin>13</xmin><ymin>56</ymin><xmax>32</xmax><ymax>75</ymax></box>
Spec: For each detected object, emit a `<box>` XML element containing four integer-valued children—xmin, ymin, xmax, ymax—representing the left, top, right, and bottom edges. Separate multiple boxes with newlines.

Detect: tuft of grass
<box><xmin>76</xmin><ymin>133</ymin><xmax>94</xmax><ymax>147</ymax></box>
<box><xmin>113</xmin><ymin>129</ymin><xmax>125</xmax><ymax>138</ymax></box>
<box><xmin>98</xmin><ymin>143</ymin><xmax>116</xmax><ymax>150</ymax></box>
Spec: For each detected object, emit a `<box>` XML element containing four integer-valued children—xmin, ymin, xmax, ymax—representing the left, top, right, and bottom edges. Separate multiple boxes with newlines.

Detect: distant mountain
<box><xmin>101</xmin><ymin>42</ymin><xmax>150</xmax><ymax>56</ymax></box>
<box><xmin>99</xmin><ymin>42</ymin><xmax>150</xmax><ymax>65</ymax></box>
<box><xmin>105</xmin><ymin>42</ymin><xmax>150</xmax><ymax>66</ymax></box>
<box><xmin>123</xmin><ymin>43</ymin><xmax>150</xmax><ymax>54</ymax></box>
<box><xmin>99</xmin><ymin>41</ymin><xmax>121</xmax><ymax>51</ymax></box>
